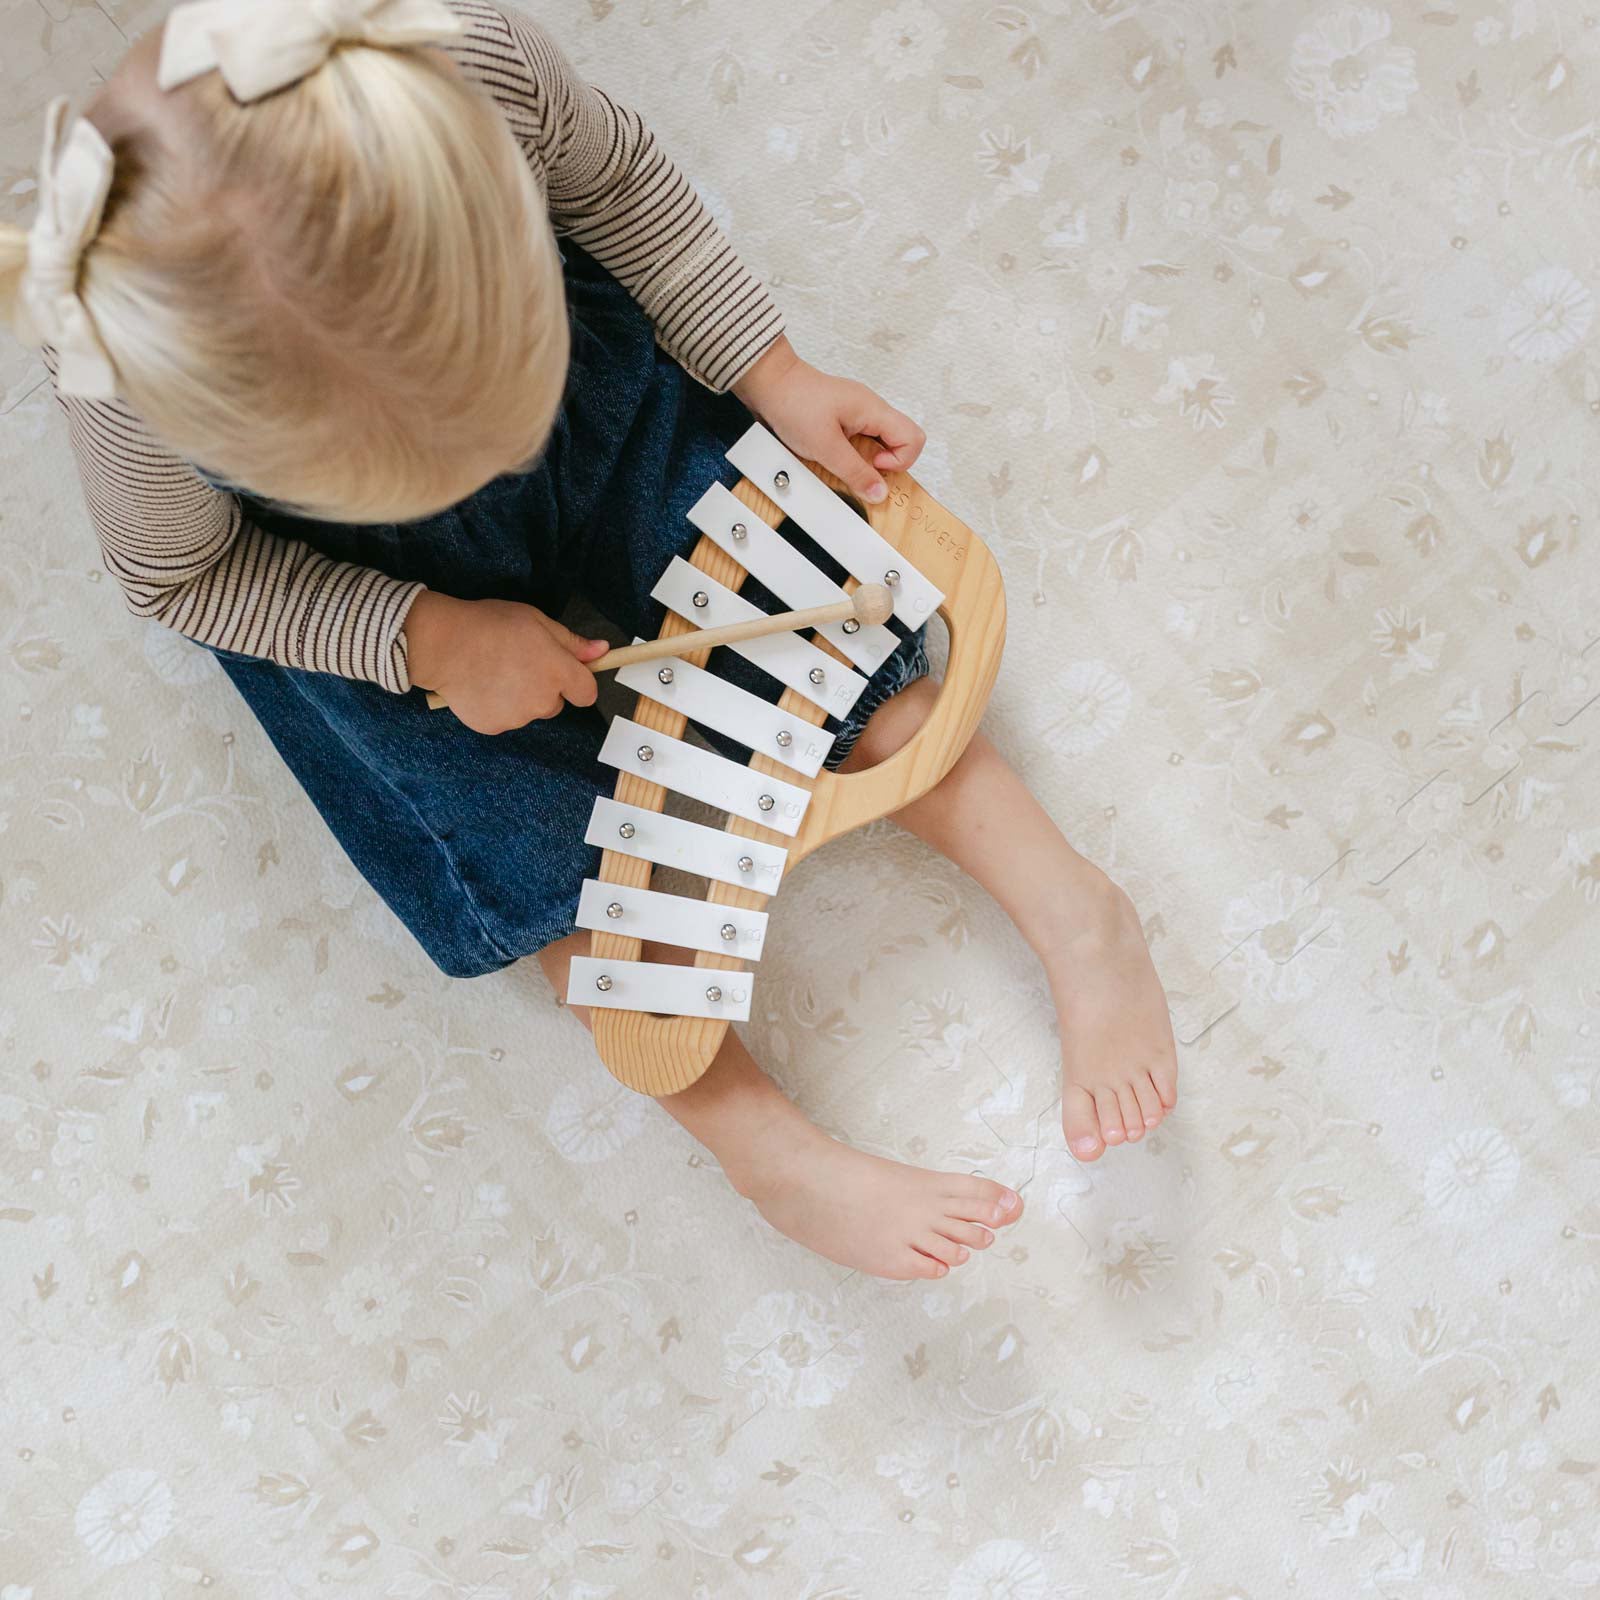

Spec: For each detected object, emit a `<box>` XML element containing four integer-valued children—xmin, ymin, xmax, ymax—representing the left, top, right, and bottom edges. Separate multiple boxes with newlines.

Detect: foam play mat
<box><xmin>2</xmin><ymin>1</ymin><xmax>1596</xmax><ymax>1594</ymax></box>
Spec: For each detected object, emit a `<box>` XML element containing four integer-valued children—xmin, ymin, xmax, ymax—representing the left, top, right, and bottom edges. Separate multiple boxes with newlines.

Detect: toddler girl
<box><xmin>2</xmin><ymin>0</ymin><xmax>1179</xmax><ymax>1281</ymax></box>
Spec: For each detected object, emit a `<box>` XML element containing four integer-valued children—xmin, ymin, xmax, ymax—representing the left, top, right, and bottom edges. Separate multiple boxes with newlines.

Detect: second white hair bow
<box><xmin>21</xmin><ymin>97</ymin><xmax>119</xmax><ymax>401</ymax></box>
<box><xmin>158</xmin><ymin>0</ymin><xmax>465</xmax><ymax>102</ymax></box>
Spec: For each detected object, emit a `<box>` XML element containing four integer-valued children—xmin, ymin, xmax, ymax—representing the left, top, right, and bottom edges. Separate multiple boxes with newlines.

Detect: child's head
<box><xmin>0</xmin><ymin>4</ymin><xmax>569</xmax><ymax>523</ymax></box>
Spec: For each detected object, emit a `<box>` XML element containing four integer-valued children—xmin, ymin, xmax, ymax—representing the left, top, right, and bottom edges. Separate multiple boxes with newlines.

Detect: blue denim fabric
<box><xmin>203</xmin><ymin>239</ymin><xmax>927</xmax><ymax>977</ymax></box>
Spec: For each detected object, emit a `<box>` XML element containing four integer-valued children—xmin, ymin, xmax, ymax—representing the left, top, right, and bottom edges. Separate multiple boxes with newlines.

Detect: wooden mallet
<box><xmin>422</xmin><ymin>582</ymin><xmax>894</xmax><ymax>712</ymax></box>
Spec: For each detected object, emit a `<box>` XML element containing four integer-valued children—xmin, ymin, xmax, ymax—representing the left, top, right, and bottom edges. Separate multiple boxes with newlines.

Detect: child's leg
<box><xmin>841</xmin><ymin>677</ymin><xmax>1180</xmax><ymax>1162</ymax></box>
<box><xmin>535</xmin><ymin>932</ymin><xmax>1024</xmax><ymax>1279</ymax></box>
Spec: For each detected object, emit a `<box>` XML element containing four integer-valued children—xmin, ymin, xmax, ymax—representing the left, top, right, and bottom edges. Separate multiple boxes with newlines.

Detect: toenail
<box><xmin>1001</xmin><ymin>1187</ymin><xmax>1019</xmax><ymax>1207</ymax></box>
<box><xmin>991</xmin><ymin>1202</ymin><xmax>1007</xmax><ymax>1223</ymax></box>
<box><xmin>1072</xmin><ymin>1137</ymin><xmax>1098</xmax><ymax>1154</ymax></box>
<box><xmin>1145</xmin><ymin>1116</ymin><xmax>1160</xmax><ymax>1127</ymax></box>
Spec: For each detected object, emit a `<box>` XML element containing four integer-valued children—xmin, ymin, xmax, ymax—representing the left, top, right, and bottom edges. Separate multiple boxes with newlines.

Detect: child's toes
<box><xmin>905</xmin><ymin>1250</ymin><xmax>948</xmax><ymax>1279</ymax></box>
<box><xmin>1152</xmin><ymin>1057</ymin><xmax>1179</xmax><ymax>1108</ymax></box>
<box><xmin>1061</xmin><ymin>1087</ymin><xmax>1105</xmax><ymax>1160</ymax></box>
<box><xmin>1118</xmin><ymin>1087</ymin><xmax>1145</xmax><ymax>1141</ymax></box>
<box><xmin>920</xmin><ymin>1234</ymin><xmax>970</xmax><ymax>1268</ymax></box>
<box><xmin>1094</xmin><ymin>1088</ymin><xmax>1127</xmax><ymax>1146</ymax></box>
<box><xmin>1132</xmin><ymin>1074</ymin><xmax>1164</xmax><ymax>1130</ymax></box>
<box><xmin>938</xmin><ymin>1217</ymin><xmax>995</xmax><ymax>1251</ymax></box>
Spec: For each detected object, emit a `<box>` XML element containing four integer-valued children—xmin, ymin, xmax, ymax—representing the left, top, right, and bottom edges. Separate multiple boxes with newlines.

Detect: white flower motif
<box><xmin>1189</xmin><ymin>1327</ymin><xmax>1285</xmax><ymax>1429</ymax></box>
<box><xmin>1082</xmin><ymin>1476</ymin><xmax>1116</xmax><ymax>1516</ymax></box>
<box><xmin>1423</xmin><ymin>1128</ymin><xmax>1520</xmax><ymax>1222</ymax></box>
<box><xmin>204</xmin><ymin>985</ymin><xmax>254</xmax><ymax>1031</ymax></box>
<box><xmin>1409</xmin><ymin>389</ymin><xmax>1451</xmax><ymax>427</ymax></box>
<box><xmin>1154</xmin><ymin>354</ymin><xmax>1234</xmax><ymax>428</ymax></box>
<box><xmin>70</xmin><ymin>703</ymin><xmax>109</xmax><ymax>743</ymax></box>
<box><xmin>876</xmin><ymin>1447</ymin><xmax>936</xmax><ymax>1498</ymax></box>
<box><xmin>51</xmin><ymin>1110</ymin><xmax>100</xmax><ymax>1170</ymax></box>
<box><xmin>1039</xmin><ymin>660</ymin><xmax>1132</xmax><ymax>757</ymax></box>
<box><xmin>1555</xmin><ymin>1069</ymin><xmax>1592</xmax><ymax>1108</ymax></box>
<box><xmin>1486</xmin><ymin>1515</ymin><xmax>1541</xmax><ymax>1572</ymax></box>
<box><xmin>723</xmin><ymin>1291</ymin><xmax>863</xmax><ymax>1407</ymax></box>
<box><xmin>602</xmin><ymin>1457</ymin><xmax>662</xmax><ymax>1516</ymax></box>
<box><xmin>543</xmin><ymin>1076</ymin><xmax>648</xmax><ymax>1164</ymax></box>
<box><xmin>1217</xmin><ymin>869</ymin><xmax>1345</xmax><ymax>1003</ymax></box>
<box><xmin>220</xmin><ymin>1399</ymin><xmax>254</xmax><ymax>1439</ymax></box>
<box><xmin>1372</xmin><ymin>604</ymin><xmax>1441</xmax><ymax>677</ymax></box>
<box><xmin>1498</xmin><ymin>267</ymin><xmax>1594</xmax><ymax>363</ymax></box>
<box><xmin>1164</xmin><ymin>598</ymin><xmax>1199</xmax><ymax>641</ymax></box>
<box><xmin>75</xmin><ymin>1469</ymin><xmax>174</xmax><ymax>1566</ymax></box>
<box><xmin>324</xmin><ymin>1261</ymin><xmax>413</xmax><ymax>1346</ymax></box>
<box><xmin>471</xmin><ymin>1182</ymin><xmax>511</xmax><ymax>1219</ymax></box>
<box><xmin>1039</xmin><ymin>201</ymin><xmax>1087</xmax><ymax>249</ymax></box>
<box><xmin>1162</xmin><ymin>177</ymin><xmax>1218</xmax><ymax>232</ymax></box>
<box><xmin>865</xmin><ymin>1</ymin><xmax>947</xmax><ymax>81</ymax></box>
<box><xmin>1288</xmin><ymin>8</ymin><xmax>1419</xmax><ymax>139</ymax></box>
<box><xmin>765</xmin><ymin>125</ymin><xmax>800</xmax><ymax>162</ymax></box>
<box><xmin>901</xmin><ymin>991</ymin><xmax>981</xmax><ymax>1069</ymax></box>
<box><xmin>949</xmin><ymin>1539</ymin><xmax>1051</xmax><ymax>1599</ymax></box>
<box><xmin>1557</xmin><ymin>828</ymin><xmax>1600</xmax><ymax>903</ymax></box>
<box><xmin>1262</xmin><ymin>476</ymin><xmax>1344</xmax><ymax>561</ymax></box>
<box><xmin>142</xmin><ymin>622</ymin><xmax>219</xmax><ymax>687</ymax></box>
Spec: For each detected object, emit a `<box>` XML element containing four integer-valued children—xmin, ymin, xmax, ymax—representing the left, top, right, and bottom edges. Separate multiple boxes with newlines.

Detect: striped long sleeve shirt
<box><xmin>47</xmin><ymin>0</ymin><xmax>785</xmax><ymax>694</ymax></box>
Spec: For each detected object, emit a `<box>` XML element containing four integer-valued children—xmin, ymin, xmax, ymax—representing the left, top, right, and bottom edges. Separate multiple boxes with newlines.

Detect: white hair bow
<box><xmin>159</xmin><ymin>0</ymin><xmax>465</xmax><ymax>102</ymax></box>
<box><xmin>20</xmin><ymin>97</ymin><xmax>119</xmax><ymax>402</ymax></box>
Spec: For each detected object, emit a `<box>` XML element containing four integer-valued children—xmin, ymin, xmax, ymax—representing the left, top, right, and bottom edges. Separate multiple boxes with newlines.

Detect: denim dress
<box><xmin>203</xmin><ymin>240</ymin><xmax>928</xmax><ymax>978</ymax></box>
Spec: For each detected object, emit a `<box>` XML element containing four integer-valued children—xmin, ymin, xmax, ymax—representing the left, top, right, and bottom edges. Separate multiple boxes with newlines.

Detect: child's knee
<box><xmin>839</xmin><ymin>674</ymin><xmax>938</xmax><ymax>772</ymax></box>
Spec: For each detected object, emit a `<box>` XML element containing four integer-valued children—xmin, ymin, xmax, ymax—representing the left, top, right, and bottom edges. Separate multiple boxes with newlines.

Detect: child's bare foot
<box><xmin>726</xmin><ymin>1117</ymin><xmax>1024</xmax><ymax>1281</ymax></box>
<box><xmin>1048</xmin><ymin>872</ymin><xmax>1180</xmax><ymax>1162</ymax></box>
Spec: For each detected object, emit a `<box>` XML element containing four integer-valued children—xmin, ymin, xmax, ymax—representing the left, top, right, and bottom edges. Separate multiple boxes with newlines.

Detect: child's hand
<box><xmin>733</xmin><ymin>335</ymin><xmax>926</xmax><ymax>509</ymax></box>
<box><xmin>404</xmin><ymin>592</ymin><xmax>608</xmax><ymax>734</ymax></box>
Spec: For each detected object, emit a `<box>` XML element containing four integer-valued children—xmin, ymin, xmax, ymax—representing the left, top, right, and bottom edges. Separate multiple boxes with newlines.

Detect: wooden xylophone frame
<box><xmin>586</xmin><ymin>434</ymin><xmax>1006</xmax><ymax>1096</ymax></box>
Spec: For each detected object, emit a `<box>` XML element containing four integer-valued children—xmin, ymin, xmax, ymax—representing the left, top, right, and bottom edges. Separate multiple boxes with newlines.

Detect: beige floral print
<box><xmin>2</xmin><ymin>0</ymin><xmax>1596</xmax><ymax>1594</ymax></box>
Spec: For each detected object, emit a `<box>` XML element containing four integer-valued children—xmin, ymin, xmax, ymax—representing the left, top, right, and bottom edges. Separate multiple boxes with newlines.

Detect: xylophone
<box><xmin>414</xmin><ymin>424</ymin><xmax>1006</xmax><ymax>1089</ymax></box>
<box><xmin>564</xmin><ymin>422</ymin><xmax>1006</xmax><ymax>1096</ymax></box>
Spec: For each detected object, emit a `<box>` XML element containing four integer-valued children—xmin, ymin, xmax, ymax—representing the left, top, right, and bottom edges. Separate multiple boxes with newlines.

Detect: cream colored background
<box><xmin>3</xmin><ymin>1</ymin><xmax>1599</xmax><ymax>1596</ymax></box>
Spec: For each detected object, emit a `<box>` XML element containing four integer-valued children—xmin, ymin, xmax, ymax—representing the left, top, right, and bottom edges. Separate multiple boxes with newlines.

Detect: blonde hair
<box><xmin>0</xmin><ymin>29</ymin><xmax>569</xmax><ymax>523</ymax></box>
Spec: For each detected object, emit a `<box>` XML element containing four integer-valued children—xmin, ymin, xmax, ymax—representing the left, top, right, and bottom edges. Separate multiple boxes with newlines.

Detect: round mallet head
<box><xmin>852</xmin><ymin>583</ymin><xmax>893</xmax><ymax>627</ymax></box>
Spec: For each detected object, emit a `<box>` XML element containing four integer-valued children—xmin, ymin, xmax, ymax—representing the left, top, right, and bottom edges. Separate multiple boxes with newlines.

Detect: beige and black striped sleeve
<box><xmin>451</xmin><ymin>0</ymin><xmax>786</xmax><ymax>394</ymax></box>
<box><xmin>47</xmin><ymin>357</ymin><xmax>423</xmax><ymax>693</ymax></box>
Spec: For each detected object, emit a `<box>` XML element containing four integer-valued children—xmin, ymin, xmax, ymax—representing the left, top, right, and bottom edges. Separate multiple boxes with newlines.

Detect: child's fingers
<box><xmin>858</xmin><ymin>396</ymin><xmax>926</xmax><ymax>471</ymax></box>
<box><xmin>559</xmin><ymin>655</ymin><xmax>599</xmax><ymax>708</ymax></box>
<box><xmin>530</xmin><ymin>613</ymin><xmax>602</xmax><ymax>706</ymax></box>
<box><xmin>818</xmin><ymin>431</ymin><xmax>889</xmax><ymax>505</ymax></box>
<box><xmin>535</xmin><ymin>612</ymin><xmax>609</xmax><ymax>662</ymax></box>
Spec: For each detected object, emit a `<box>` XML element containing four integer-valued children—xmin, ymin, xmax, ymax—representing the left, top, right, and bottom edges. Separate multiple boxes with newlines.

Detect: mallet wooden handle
<box><xmin>423</xmin><ymin>584</ymin><xmax>891</xmax><ymax>713</ymax></box>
